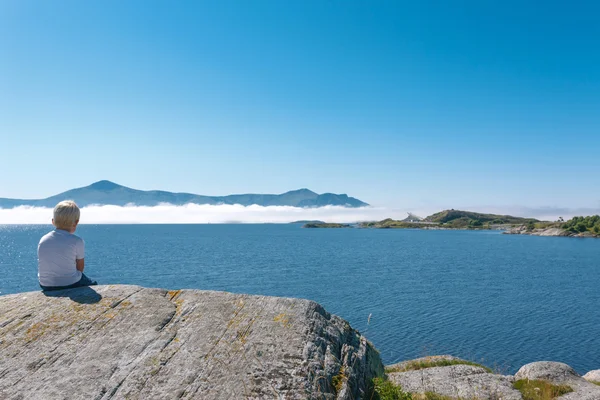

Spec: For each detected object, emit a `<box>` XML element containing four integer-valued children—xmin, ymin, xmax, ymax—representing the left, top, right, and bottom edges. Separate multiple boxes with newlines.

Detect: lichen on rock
<box><xmin>0</xmin><ymin>285</ymin><xmax>383</xmax><ymax>399</ymax></box>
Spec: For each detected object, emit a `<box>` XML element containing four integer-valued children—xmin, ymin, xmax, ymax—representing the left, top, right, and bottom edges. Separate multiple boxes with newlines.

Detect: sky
<box><xmin>1</xmin><ymin>0</ymin><xmax>599</xmax><ymax>216</ymax></box>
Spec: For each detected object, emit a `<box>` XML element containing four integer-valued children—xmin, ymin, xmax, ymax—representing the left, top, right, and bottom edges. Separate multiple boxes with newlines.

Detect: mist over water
<box><xmin>0</xmin><ymin>203</ymin><xmax>587</xmax><ymax>224</ymax></box>
<box><xmin>0</xmin><ymin>204</ymin><xmax>411</xmax><ymax>224</ymax></box>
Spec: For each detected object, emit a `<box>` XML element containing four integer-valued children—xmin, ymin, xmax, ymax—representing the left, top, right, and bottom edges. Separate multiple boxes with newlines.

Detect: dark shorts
<box><xmin>40</xmin><ymin>273</ymin><xmax>98</xmax><ymax>292</ymax></box>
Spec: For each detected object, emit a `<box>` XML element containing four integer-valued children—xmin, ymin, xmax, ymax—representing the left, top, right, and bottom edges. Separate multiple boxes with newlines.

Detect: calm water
<box><xmin>1</xmin><ymin>224</ymin><xmax>599</xmax><ymax>374</ymax></box>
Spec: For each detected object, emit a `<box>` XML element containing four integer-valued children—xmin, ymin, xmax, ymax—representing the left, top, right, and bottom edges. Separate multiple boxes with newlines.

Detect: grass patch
<box><xmin>371</xmin><ymin>377</ymin><xmax>412</xmax><ymax>400</ymax></box>
<box><xmin>589</xmin><ymin>380</ymin><xmax>600</xmax><ymax>386</ymax></box>
<box><xmin>386</xmin><ymin>359</ymin><xmax>492</xmax><ymax>374</ymax></box>
<box><xmin>412</xmin><ymin>393</ymin><xmax>458</xmax><ymax>400</ymax></box>
<box><xmin>513</xmin><ymin>379</ymin><xmax>573</xmax><ymax>400</ymax></box>
<box><xmin>370</xmin><ymin>378</ymin><xmax>480</xmax><ymax>400</ymax></box>
<box><xmin>331</xmin><ymin>366</ymin><xmax>345</xmax><ymax>394</ymax></box>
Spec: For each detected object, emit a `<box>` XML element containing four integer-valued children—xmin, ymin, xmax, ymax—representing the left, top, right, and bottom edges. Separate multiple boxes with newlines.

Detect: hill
<box><xmin>359</xmin><ymin>218</ymin><xmax>436</xmax><ymax>229</ymax></box>
<box><xmin>0</xmin><ymin>180</ymin><xmax>369</xmax><ymax>208</ymax></box>
<box><xmin>424</xmin><ymin>209</ymin><xmax>539</xmax><ymax>228</ymax></box>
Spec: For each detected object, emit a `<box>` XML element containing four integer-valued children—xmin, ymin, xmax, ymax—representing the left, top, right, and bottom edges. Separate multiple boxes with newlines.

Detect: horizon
<box><xmin>0</xmin><ymin>179</ymin><xmax>598</xmax><ymax>223</ymax></box>
<box><xmin>1</xmin><ymin>1</ymin><xmax>599</xmax><ymax>214</ymax></box>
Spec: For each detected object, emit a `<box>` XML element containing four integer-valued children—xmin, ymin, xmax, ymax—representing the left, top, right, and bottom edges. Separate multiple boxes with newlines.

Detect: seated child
<box><xmin>38</xmin><ymin>200</ymin><xmax>98</xmax><ymax>291</ymax></box>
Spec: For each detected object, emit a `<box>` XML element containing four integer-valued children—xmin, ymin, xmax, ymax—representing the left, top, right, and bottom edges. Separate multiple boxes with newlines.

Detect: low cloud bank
<box><xmin>0</xmin><ymin>204</ymin><xmax>409</xmax><ymax>224</ymax></box>
<box><xmin>464</xmin><ymin>206</ymin><xmax>600</xmax><ymax>222</ymax></box>
<box><xmin>1</xmin><ymin>204</ymin><xmax>597</xmax><ymax>224</ymax></box>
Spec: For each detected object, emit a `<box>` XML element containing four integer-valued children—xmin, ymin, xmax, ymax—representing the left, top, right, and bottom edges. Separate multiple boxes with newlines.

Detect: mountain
<box><xmin>0</xmin><ymin>180</ymin><xmax>369</xmax><ymax>208</ymax></box>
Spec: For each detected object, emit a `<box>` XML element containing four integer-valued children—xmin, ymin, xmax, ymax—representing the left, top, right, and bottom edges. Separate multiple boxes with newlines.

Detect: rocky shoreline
<box><xmin>504</xmin><ymin>225</ymin><xmax>599</xmax><ymax>238</ymax></box>
<box><xmin>1</xmin><ymin>285</ymin><xmax>599</xmax><ymax>399</ymax></box>
<box><xmin>386</xmin><ymin>355</ymin><xmax>600</xmax><ymax>399</ymax></box>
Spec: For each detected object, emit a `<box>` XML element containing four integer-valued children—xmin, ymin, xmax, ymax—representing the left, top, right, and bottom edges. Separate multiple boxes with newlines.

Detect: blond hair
<box><xmin>53</xmin><ymin>200</ymin><xmax>80</xmax><ymax>230</ymax></box>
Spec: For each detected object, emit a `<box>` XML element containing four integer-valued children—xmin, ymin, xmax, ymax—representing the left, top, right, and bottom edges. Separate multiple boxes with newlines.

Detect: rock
<box><xmin>503</xmin><ymin>225</ymin><xmax>575</xmax><ymax>237</ymax></box>
<box><xmin>386</xmin><ymin>355</ymin><xmax>463</xmax><ymax>372</ymax></box>
<box><xmin>584</xmin><ymin>370</ymin><xmax>600</xmax><ymax>382</ymax></box>
<box><xmin>577</xmin><ymin>231</ymin><xmax>598</xmax><ymax>238</ymax></box>
<box><xmin>515</xmin><ymin>361</ymin><xmax>600</xmax><ymax>400</ymax></box>
<box><xmin>514</xmin><ymin>361</ymin><xmax>578</xmax><ymax>382</ymax></box>
<box><xmin>387</xmin><ymin>358</ymin><xmax>521</xmax><ymax>400</ymax></box>
<box><xmin>0</xmin><ymin>285</ymin><xmax>383</xmax><ymax>399</ymax></box>
<box><xmin>537</xmin><ymin>227</ymin><xmax>570</xmax><ymax>236</ymax></box>
<box><xmin>503</xmin><ymin>226</ymin><xmax>527</xmax><ymax>235</ymax></box>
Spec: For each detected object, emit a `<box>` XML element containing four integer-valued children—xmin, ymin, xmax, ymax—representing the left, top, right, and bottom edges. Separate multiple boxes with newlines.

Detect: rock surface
<box><xmin>0</xmin><ymin>285</ymin><xmax>383</xmax><ymax>399</ymax></box>
<box><xmin>515</xmin><ymin>361</ymin><xmax>600</xmax><ymax>400</ymax></box>
<box><xmin>385</xmin><ymin>355</ymin><xmax>462</xmax><ymax>372</ymax></box>
<box><xmin>387</xmin><ymin>359</ymin><xmax>521</xmax><ymax>400</ymax></box>
<box><xmin>584</xmin><ymin>369</ymin><xmax>600</xmax><ymax>382</ymax></box>
<box><xmin>503</xmin><ymin>225</ymin><xmax>598</xmax><ymax>238</ymax></box>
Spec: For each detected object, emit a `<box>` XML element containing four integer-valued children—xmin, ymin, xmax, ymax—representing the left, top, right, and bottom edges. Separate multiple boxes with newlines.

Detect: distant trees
<box><xmin>469</xmin><ymin>219</ymin><xmax>483</xmax><ymax>228</ymax></box>
<box><xmin>562</xmin><ymin>215</ymin><xmax>600</xmax><ymax>234</ymax></box>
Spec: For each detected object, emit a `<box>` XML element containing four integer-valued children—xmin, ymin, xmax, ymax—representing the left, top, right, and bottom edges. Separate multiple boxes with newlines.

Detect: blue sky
<box><xmin>1</xmin><ymin>0</ymin><xmax>599</xmax><ymax>212</ymax></box>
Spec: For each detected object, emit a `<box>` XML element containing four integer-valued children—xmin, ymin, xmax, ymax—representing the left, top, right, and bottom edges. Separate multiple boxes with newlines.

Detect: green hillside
<box><xmin>359</xmin><ymin>219</ymin><xmax>431</xmax><ymax>229</ymax></box>
<box><xmin>424</xmin><ymin>209</ymin><xmax>539</xmax><ymax>228</ymax></box>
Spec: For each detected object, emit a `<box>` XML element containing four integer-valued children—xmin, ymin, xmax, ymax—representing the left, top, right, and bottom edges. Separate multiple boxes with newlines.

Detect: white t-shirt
<box><xmin>38</xmin><ymin>229</ymin><xmax>84</xmax><ymax>287</ymax></box>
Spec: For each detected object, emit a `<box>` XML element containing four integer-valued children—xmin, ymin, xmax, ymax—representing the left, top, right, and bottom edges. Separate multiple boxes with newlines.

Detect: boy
<box><xmin>38</xmin><ymin>200</ymin><xmax>98</xmax><ymax>291</ymax></box>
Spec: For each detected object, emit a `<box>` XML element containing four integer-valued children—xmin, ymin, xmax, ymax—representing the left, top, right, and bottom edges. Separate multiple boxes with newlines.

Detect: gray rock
<box><xmin>0</xmin><ymin>285</ymin><xmax>383</xmax><ymax>399</ymax></box>
<box><xmin>387</xmin><ymin>362</ymin><xmax>521</xmax><ymax>400</ymax></box>
<box><xmin>386</xmin><ymin>354</ymin><xmax>462</xmax><ymax>372</ymax></box>
<box><xmin>503</xmin><ymin>226</ymin><xmax>576</xmax><ymax>237</ymax></box>
<box><xmin>576</xmin><ymin>231</ymin><xmax>599</xmax><ymax>238</ymax></box>
<box><xmin>537</xmin><ymin>228</ymin><xmax>570</xmax><ymax>237</ymax></box>
<box><xmin>584</xmin><ymin>370</ymin><xmax>600</xmax><ymax>382</ymax></box>
<box><xmin>515</xmin><ymin>361</ymin><xmax>600</xmax><ymax>400</ymax></box>
<box><xmin>514</xmin><ymin>361</ymin><xmax>578</xmax><ymax>382</ymax></box>
<box><xmin>503</xmin><ymin>226</ymin><xmax>528</xmax><ymax>235</ymax></box>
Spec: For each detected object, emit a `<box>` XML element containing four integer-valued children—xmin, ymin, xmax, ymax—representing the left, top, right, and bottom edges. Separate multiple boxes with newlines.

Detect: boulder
<box><xmin>515</xmin><ymin>361</ymin><xmax>600</xmax><ymax>400</ymax></box>
<box><xmin>584</xmin><ymin>370</ymin><xmax>600</xmax><ymax>382</ymax></box>
<box><xmin>514</xmin><ymin>361</ymin><xmax>579</xmax><ymax>382</ymax></box>
<box><xmin>387</xmin><ymin>358</ymin><xmax>521</xmax><ymax>400</ymax></box>
<box><xmin>386</xmin><ymin>355</ymin><xmax>463</xmax><ymax>372</ymax></box>
<box><xmin>0</xmin><ymin>285</ymin><xmax>383</xmax><ymax>399</ymax></box>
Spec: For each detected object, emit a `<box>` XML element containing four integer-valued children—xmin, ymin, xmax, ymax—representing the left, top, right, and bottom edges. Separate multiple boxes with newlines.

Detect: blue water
<box><xmin>1</xmin><ymin>224</ymin><xmax>599</xmax><ymax>374</ymax></box>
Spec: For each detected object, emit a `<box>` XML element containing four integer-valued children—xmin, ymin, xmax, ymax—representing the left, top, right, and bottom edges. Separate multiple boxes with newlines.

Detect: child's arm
<box><xmin>76</xmin><ymin>237</ymin><xmax>85</xmax><ymax>272</ymax></box>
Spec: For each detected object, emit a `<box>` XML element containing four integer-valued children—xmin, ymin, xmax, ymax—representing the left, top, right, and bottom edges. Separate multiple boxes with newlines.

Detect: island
<box><xmin>302</xmin><ymin>210</ymin><xmax>600</xmax><ymax>238</ymax></box>
<box><xmin>505</xmin><ymin>215</ymin><xmax>600</xmax><ymax>238</ymax></box>
<box><xmin>303</xmin><ymin>222</ymin><xmax>351</xmax><ymax>228</ymax></box>
<box><xmin>359</xmin><ymin>210</ymin><xmax>539</xmax><ymax>230</ymax></box>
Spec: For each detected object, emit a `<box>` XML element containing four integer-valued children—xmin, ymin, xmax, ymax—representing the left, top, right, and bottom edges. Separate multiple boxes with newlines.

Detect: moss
<box><xmin>331</xmin><ymin>366</ymin><xmax>345</xmax><ymax>394</ymax></box>
<box><xmin>167</xmin><ymin>290</ymin><xmax>181</xmax><ymax>300</ymax></box>
<box><xmin>273</xmin><ymin>313</ymin><xmax>291</xmax><ymax>328</ymax></box>
<box><xmin>590</xmin><ymin>380</ymin><xmax>600</xmax><ymax>386</ymax></box>
<box><xmin>513</xmin><ymin>379</ymin><xmax>573</xmax><ymax>400</ymax></box>
<box><xmin>386</xmin><ymin>358</ymin><xmax>492</xmax><ymax>374</ymax></box>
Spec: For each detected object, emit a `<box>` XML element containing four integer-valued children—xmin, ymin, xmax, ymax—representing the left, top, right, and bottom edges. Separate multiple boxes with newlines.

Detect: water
<box><xmin>1</xmin><ymin>224</ymin><xmax>599</xmax><ymax>374</ymax></box>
